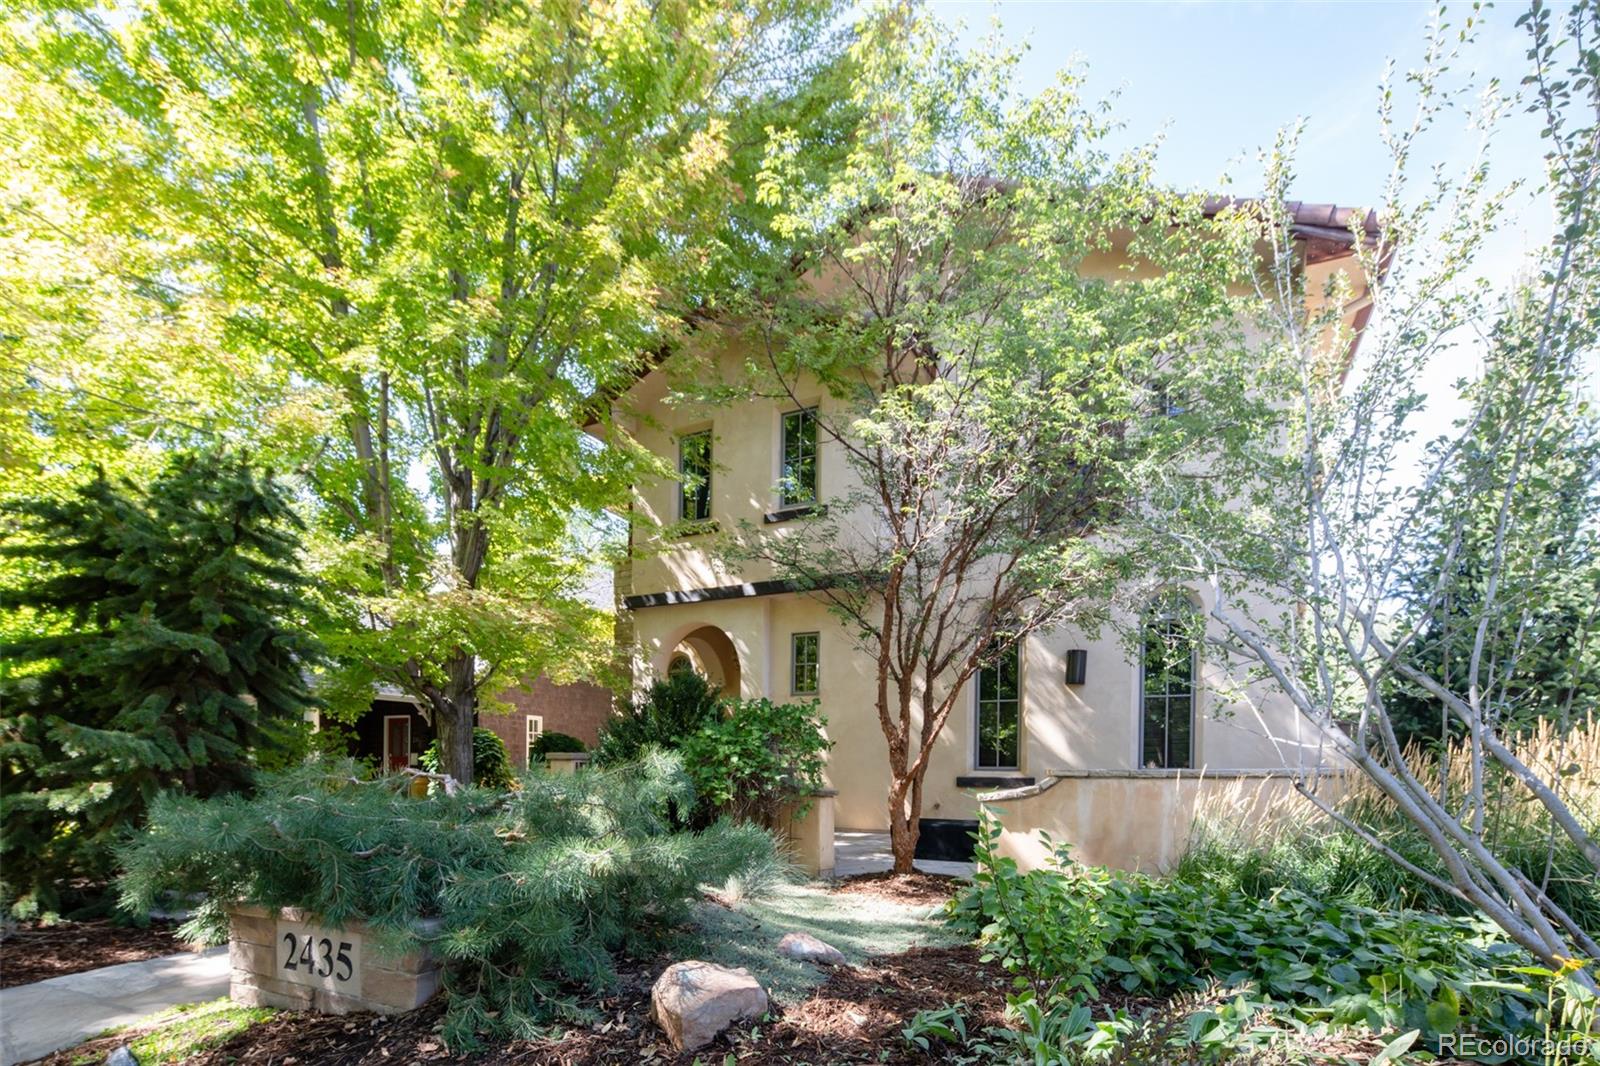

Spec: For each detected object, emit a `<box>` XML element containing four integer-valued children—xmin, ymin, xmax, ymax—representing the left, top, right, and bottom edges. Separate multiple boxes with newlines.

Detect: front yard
<box><xmin>28</xmin><ymin>873</ymin><xmax>999</xmax><ymax>1066</ymax></box>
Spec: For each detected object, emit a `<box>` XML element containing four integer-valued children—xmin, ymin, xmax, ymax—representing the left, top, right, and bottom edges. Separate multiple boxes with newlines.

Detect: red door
<box><xmin>385</xmin><ymin>716</ymin><xmax>411</xmax><ymax>773</ymax></box>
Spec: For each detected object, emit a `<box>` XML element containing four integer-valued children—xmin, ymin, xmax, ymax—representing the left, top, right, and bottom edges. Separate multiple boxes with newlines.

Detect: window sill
<box><xmin>763</xmin><ymin>503</ymin><xmax>828</xmax><ymax>524</ymax></box>
<box><xmin>668</xmin><ymin>519</ymin><xmax>720</xmax><ymax>539</ymax></box>
<box><xmin>957</xmin><ymin>774</ymin><xmax>1033</xmax><ymax>789</ymax></box>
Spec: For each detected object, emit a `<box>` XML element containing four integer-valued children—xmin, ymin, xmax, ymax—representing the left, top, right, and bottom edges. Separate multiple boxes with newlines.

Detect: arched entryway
<box><xmin>655</xmin><ymin>624</ymin><xmax>742</xmax><ymax>697</ymax></box>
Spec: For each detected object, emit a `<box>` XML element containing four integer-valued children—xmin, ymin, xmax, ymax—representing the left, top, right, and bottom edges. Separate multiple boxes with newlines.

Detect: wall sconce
<box><xmin>1064</xmin><ymin>649</ymin><xmax>1087</xmax><ymax>686</ymax></box>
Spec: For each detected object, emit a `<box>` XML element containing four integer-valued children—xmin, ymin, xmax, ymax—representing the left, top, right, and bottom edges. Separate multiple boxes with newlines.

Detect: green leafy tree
<box><xmin>729</xmin><ymin>7</ymin><xmax>1249</xmax><ymax>871</ymax></box>
<box><xmin>1385</xmin><ymin>303</ymin><xmax>1600</xmax><ymax>749</ymax></box>
<box><xmin>3</xmin><ymin>0</ymin><xmax>846</xmax><ymax>782</ymax></box>
<box><xmin>0</xmin><ymin>450</ymin><xmax>320</xmax><ymax>916</ymax></box>
<box><xmin>1138</xmin><ymin>4</ymin><xmax>1600</xmax><ymax>977</ymax></box>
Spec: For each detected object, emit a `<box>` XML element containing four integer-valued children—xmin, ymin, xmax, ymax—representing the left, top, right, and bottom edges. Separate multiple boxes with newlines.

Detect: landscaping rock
<box><xmin>776</xmin><ymin>931</ymin><xmax>847</xmax><ymax>966</ymax></box>
<box><xmin>650</xmin><ymin>961</ymin><xmax>768</xmax><ymax>1051</ymax></box>
<box><xmin>104</xmin><ymin>1046</ymin><xmax>139</xmax><ymax>1066</ymax></box>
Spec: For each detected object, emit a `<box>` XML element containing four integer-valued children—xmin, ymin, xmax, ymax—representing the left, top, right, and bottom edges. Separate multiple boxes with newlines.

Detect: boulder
<box><xmin>104</xmin><ymin>1047</ymin><xmax>139</xmax><ymax>1066</ymax></box>
<box><xmin>650</xmin><ymin>961</ymin><xmax>768</xmax><ymax>1051</ymax></box>
<box><xmin>776</xmin><ymin>931</ymin><xmax>847</xmax><ymax>967</ymax></box>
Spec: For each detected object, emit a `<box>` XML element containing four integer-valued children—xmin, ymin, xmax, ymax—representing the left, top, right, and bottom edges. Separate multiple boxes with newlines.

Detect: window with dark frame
<box><xmin>780</xmin><ymin>408</ymin><xmax>818</xmax><ymax>507</ymax></box>
<box><xmin>1140</xmin><ymin>603</ymin><xmax>1196</xmax><ymax>769</ymax></box>
<box><xmin>678</xmin><ymin>430</ymin><xmax>712</xmax><ymax>522</ymax></box>
<box><xmin>791</xmin><ymin>632</ymin><xmax>819</xmax><ymax>695</ymax></box>
<box><xmin>975</xmin><ymin>643</ymin><xmax>1020</xmax><ymax>770</ymax></box>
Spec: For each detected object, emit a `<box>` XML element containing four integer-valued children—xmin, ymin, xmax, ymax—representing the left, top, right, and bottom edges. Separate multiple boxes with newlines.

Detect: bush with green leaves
<box><xmin>419</xmin><ymin>727</ymin><xmax>513</xmax><ymax>790</ymax></box>
<box><xmin>117</xmin><ymin>752</ymin><xmax>783</xmax><ymax>1047</ymax></box>
<box><xmin>528</xmin><ymin>730</ymin><xmax>586</xmax><ymax>759</ymax></box>
<box><xmin>0</xmin><ymin>450</ymin><xmax>321</xmax><ymax>918</ymax></box>
<box><xmin>591</xmin><ymin>670</ymin><xmax>723</xmax><ymax>767</ymax></box>
<box><xmin>679</xmin><ymin>697</ymin><xmax>830</xmax><ymax>825</ymax></box>
<box><xmin>940</xmin><ymin>811</ymin><xmax>1578</xmax><ymax>1061</ymax></box>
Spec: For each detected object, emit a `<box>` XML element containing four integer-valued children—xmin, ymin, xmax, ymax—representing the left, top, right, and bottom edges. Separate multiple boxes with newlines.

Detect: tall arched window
<box><xmin>1140</xmin><ymin>599</ymin><xmax>1196</xmax><ymax>769</ymax></box>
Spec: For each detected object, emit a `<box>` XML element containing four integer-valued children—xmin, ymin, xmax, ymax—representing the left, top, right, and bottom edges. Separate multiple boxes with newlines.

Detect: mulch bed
<box><xmin>0</xmin><ymin>919</ymin><xmax>188</xmax><ymax>989</ymax></box>
<box><xmin>165</xmin><ymin>943</ymin><xmax>1007</xmax><ymax>1066</ymax></box>
<box><xmin>831</xmin><ymin>871</ymin><xmax>961</xmax><ymax>907</ymax></box>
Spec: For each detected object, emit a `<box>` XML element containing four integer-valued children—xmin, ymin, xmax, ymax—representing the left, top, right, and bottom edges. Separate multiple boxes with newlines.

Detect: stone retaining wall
<box><xmin>228</xmin><ymin>905</ymin><xmax>442</xmax><ymax>1015</ymax></box>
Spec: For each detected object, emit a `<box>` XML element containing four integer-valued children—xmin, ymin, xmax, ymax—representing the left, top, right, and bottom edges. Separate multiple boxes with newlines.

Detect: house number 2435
<box><xmin>281</xmin><ymin>931</ymin><xmax>354</xmax><ymax>982</ymax></box>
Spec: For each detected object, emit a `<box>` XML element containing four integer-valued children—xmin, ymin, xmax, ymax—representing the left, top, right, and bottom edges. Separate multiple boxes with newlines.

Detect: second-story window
<box><xmin>780</xmin><ymin>407</ymin><xmax>818</xmax><ymax>507</ymax></box>
<box><xmin>791</xmin><ymin>632</ymin><xmax>819</xmax><ymax>695</ymax></box>
<box><xmin>679</xmin><ymin>430</ymin><xmax>712</xmax><ymax>522</ymax></box>
<box><xmin>975</xmin><ymin>643</ymin><xmax>1020</xmax><ymax>770</ymax></box>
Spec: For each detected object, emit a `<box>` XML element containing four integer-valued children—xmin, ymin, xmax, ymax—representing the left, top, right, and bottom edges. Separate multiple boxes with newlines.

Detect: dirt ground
<box><xmin>155</xmin><ymin>943</ymin><xmax>1003</xmax><ymax>1066</ymax></box>
<box><xmin>0</xmin><ymin>919</ymin><xmax>188</xmax><ymax>989</ymax></box>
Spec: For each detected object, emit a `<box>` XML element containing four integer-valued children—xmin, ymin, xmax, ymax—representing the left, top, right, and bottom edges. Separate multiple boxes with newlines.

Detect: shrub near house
<box><xmin>117</xmin><ymin>753</ymin><xmax>783</xmax><ymax>1048</ymax></box>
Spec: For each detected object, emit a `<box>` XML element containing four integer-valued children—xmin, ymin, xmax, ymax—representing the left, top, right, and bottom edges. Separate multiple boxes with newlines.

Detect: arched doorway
<box><xmin>657</xmin><ymin>624</ymin><xmax>742</xmax><ymax>697</ymax></box>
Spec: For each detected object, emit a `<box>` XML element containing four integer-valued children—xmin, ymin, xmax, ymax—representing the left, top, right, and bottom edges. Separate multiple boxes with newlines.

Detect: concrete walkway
<box><xmin>0</xmin><ymin>948</ymin><xmax>229</xmax><ymax>1066</ymax></box>
<box><xmin>834</xmin><ymin>830</ymin><xmax>975</xmax><ymax>878</ymax></box>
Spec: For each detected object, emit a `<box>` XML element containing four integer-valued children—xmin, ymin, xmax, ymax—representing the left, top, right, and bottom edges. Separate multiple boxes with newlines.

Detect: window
<box><xmin>525</xmin><ymin>714</ymin><xmax>544</xmax><ymax>756</ymax></box>
<box><xmin>679</xmin><ymin>430</ymin><xmax>712</xmax><ymax>522</ymax></box>
<box><xmin>974</xmin><ymin>644</ymin><xmax>1020</xmax><ymax>770</ymax></box>
<box><xmin>1140</xmin><ymin>602</ymin><xmax>1195</xmax><ymax>768</ymax></box>
<box><xmin>780</xmin><ymin>408</ymin><xmax>818</xmax><ymax>507</ymax></box>
<box><xmin>791</xmin><ymin>632</ymin><xmax>820</xmax><ymax>695</ymax></box>
<box><xmin>668</xmin><ymin>653</ymin><xmax>696</xmax><ymax>679</ymax></box>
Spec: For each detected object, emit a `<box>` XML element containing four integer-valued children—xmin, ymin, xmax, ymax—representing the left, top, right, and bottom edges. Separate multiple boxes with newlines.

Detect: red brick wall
<box><xmin>478</xmin><ymin>675</ymin><xmax>615</xmax><ymax>769</ymax></box>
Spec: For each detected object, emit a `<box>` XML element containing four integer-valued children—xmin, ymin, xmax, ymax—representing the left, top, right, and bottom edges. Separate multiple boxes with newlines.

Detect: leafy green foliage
<box><xmin>419</xmin><ymin>728</ymin><xmax>513</xmax><ymax>791</ymax></box>
<box><xmin>2</xmin><ymin>0</ymin><xmax>850</xmax><ymax>783</ymax></box>
<box><xmin>117</xmin><ymin>753</ymin><xmax>781</xmax><ymax>1048</ymax></box>
<box><xmin>727</xmin><ymin>2</ymin><xmax>1256</xmax><ymax>870</ymax></box>
<box><xmin>946</xmin><ymin>812</ymin><xmax>1560</xmax><ymax>1059</ymax></box>
<box><xmin>0</xmin><ymin>450</ymin><xmax>320</xmax><ymax>917</ymax></box>
<box><xmin>592</xmin><ymin>671</ymin><xmax>724</xmax><ymax>768</ymax></box>
<box><xmin>528</xmin><ymin>731</ymin><xmax>587</xmax><ymax>759</ymax></box>
<box><xmin>679</xmin><ymin>697</ymin><xmax>831</xmax><ymax>825</ymax></box>
<box><xmin>595</xmin><ymin>672</ymin><xmax>829</xmax><ymax>827</ymax></box>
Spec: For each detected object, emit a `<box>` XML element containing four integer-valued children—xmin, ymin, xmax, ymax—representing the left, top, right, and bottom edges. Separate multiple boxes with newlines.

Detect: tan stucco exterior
<box><xmin>601</xmin><ymin>237</ymin><xmax>1369</xmax><ymax>863</ymax></box>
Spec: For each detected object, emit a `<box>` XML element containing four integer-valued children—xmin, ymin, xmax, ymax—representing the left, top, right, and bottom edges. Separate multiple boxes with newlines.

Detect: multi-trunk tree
<box><xmin>1142</xmin><ymin>3</ymin><xmax>1600</xmax><ymax>977</ymax></box>
<box><xmin>729</xmin><ymin>8</ymin><xmax>1251</xmax><ymax>871</ymax></box>
<box><xmin>4</xmin><ymin>0</ymin><xmax>844</xmax><ymax>781</ymax></box>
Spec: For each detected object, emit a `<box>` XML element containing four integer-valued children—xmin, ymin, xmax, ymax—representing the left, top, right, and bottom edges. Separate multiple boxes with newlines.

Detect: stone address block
<box><xmin>228</xmin><ymin>907</ymin><xmax>441</xmax><ymax>1015</ymax></box>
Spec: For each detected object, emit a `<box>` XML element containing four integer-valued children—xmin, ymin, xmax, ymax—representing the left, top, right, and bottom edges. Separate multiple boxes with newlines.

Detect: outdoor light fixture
<box><xmin>1064</xmin><ymin>649</ymin><xmax>1087</xmax><ymax>686</ymax></box>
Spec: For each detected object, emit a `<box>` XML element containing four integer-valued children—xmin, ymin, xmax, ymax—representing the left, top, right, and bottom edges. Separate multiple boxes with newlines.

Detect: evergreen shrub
<box><xmin>529</xmin><ymin>730</ymin><xmax>586</xmax><ymax>759</ymax></box>
<box><xmin>0</xmin><ymin>450</ymin><xmax>321</xmax><ymax>917</ymax></box>
<box><xmin>117</xmin><ymin>752</ymin><xmax>782</xmax><ymax>1047</ymax></box>
<box><xmin>591</xmin><ymin>670</ymin><xmax>723</xmax><ymax>767</ymax></box>
<box><xmin>419</xmin><ymin>727</ymin><xmax>514</xmax><ymax>789</ymax></box>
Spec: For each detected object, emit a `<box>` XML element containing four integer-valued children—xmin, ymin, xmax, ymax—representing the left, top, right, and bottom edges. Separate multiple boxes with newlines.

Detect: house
<box><xmin>596</xmin><ymin>201</ymin><xmax>1377</xmax><ymax>872</ymax></box>
<box><xmin>332</xmin><ymin>676</ymin><xmax>615</xmax><ymax>774</ymax></box>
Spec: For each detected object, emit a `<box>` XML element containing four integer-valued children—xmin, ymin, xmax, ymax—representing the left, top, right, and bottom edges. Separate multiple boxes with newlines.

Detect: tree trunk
<box><xmin>888</xmin><ymin>780</ymin><xmax>919</xmax><ymax>875</ymax></box>
<box><xmin>434</xmin><ymin>651</ymin><xmax>477</xmax><ymax>784</ymax></box>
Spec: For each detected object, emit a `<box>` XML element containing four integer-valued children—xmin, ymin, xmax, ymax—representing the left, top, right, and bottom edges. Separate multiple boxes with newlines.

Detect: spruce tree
<box><xmin>1</xmin><ymin>450</ymin><xmax>321</xmax><ymax>916</ymax></box>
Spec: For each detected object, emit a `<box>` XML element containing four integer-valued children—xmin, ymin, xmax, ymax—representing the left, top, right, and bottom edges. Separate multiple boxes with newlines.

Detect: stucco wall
<box><xmin>609</xmin><ymin>261</ymin><xmax>1365</xmax><ymax>841</ymax></box>
<box><xmin>984</xmin><ymin>770</ymin><xmax>1353</xmax><ymax>873</ymax></box>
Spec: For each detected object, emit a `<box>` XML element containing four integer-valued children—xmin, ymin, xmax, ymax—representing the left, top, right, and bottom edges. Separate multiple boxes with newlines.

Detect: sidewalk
<box><xmin>0</xmin><ymin>948</ymin><xmax>229</xmax><ymax>1065</ymax></box>
<box><xmin>834</xmin><ymin>830</ymin><xmax>975</xmax><ymax>878</ymax></box>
